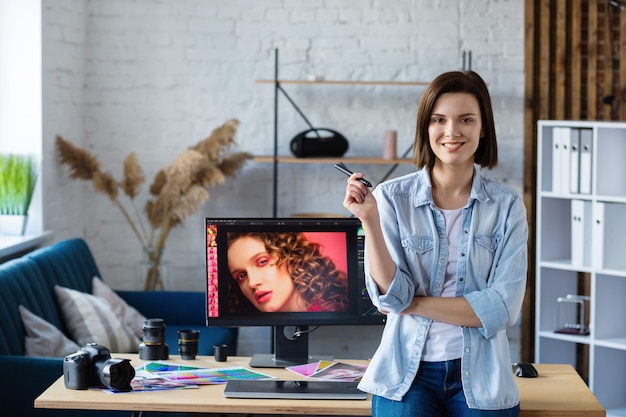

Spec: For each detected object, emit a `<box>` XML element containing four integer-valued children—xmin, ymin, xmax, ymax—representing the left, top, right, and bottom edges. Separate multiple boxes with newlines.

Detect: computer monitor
<box><xmin>205</xmin><ymin>217</ymin><xmax>385</xmax><ymax>368</ymax></box>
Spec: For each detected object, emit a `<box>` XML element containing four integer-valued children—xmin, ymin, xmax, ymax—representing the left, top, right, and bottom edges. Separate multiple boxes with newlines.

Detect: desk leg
<box><xmin>130</xmin><ymin>411</ymin><xmax>144</xmax><ymax>417</ymax></box>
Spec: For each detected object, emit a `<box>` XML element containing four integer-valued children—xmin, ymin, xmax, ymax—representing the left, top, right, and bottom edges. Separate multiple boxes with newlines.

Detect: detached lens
<box><xmin>139</xmin><ymin>318</ymin><xmax>169</xmax><ymax>360</ymax></box>
<box><xmin>142</xmin><ymin>318</ymin><xmax>166</xmax><ymax>345</ymax></box>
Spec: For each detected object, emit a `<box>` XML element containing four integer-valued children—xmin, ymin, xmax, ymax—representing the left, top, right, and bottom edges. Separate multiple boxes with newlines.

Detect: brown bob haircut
<box><xmin>413</xmin><ymin>70</ymin><xmax>498</xmax><ymax>170</ymax></box>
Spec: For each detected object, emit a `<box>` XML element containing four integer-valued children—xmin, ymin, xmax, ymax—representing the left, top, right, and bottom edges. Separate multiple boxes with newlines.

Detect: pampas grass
<box><xmin>56</xmin><ymin>118</ymin><xmax>252</xmax><ymax>290</ymax></box>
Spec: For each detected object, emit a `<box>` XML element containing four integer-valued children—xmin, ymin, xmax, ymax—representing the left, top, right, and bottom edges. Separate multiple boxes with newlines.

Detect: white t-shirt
<box><xmin>421</xmin><ymin>207</ymin><xmax>464</xmax><ymax>362</ymax></box>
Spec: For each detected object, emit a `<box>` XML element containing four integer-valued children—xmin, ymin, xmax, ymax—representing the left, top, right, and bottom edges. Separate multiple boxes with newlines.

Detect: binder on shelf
<box><xmin>551</xmin><ymin>128</ymin><xmax>562</xmax><ymax>193</ymax></box>
<box><xmin>571</xmin><ymin>199</ymin><xmax>590</xmax><ymax>267</ymax></box>
<box><xmin>569</xmin><ymin>128</ymin><xmax>581</xmax><ymax>194</ymax></box>
<box><xmin>579</xmin><ymin>128</ymin><xmax>593</xmax><ymax>195</ymax></box>
<box><xmin>551</xmin><ymin>127</ymin><xmax>571</xmax><ymax>194</ymax></box>
<box><xmin>591</xmin><ymin>201</ymin><xmax>605</xmax><ymax>269</ymax></box>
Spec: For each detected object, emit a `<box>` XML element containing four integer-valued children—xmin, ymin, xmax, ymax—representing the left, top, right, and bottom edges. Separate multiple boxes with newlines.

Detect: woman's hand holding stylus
<box><xmin>342</xmin><ymin>173</ymin><xmax>378</xmax><ymax>221</ymax></box>
<box><xmin>342</xmin><ymin>174</ymin><xmax>396</xmax><ymax>295</ymax></box>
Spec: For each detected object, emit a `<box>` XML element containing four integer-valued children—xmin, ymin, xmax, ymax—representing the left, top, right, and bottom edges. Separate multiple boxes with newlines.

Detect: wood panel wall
<box><xmin>523</xmin><ymin>0</ymin><xmax>626</xmax><ymax>366</ymax></box>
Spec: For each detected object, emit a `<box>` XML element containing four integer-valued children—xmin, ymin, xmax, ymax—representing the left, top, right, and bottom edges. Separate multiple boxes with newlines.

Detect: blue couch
<box><xmin>0</xmin><ymin>238</ymin><xmax>238</xmax><ymax>416</ymax></box>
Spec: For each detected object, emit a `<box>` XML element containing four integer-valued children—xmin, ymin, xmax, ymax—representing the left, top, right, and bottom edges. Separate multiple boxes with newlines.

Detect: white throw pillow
<box><xmin>92</xmin><ymin>276</ymin><xmax>146</xmax><ymax>338</ymax></box>
<box><xmin>18</xmin><ymin>305</ymin><xmax>80</xmax><ymax>357</ymax></box>
<box><xmin>54</xmin><ymin>285</ymin><xmax>140</xmax><ymax>353</ymax></box>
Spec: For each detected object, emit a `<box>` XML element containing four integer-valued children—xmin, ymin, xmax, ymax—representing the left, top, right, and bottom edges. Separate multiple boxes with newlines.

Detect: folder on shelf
<box><xmin>571</xmin><ymin>199</ymin><xmax>590</xmax><ymax>267</ymax></box>
<box><xmin>579</xmin><ymin>128</ymin><xmax>593</xmax><ymax>194</ymax></box>
<box><xmin>551</xmin><ymin>127</ymin><xmax>571</xmax><ymax>194</ymax></box>
<box><xmin>569</xmin><ymin>128</ymin><xmax>581</xmax><ymax>194</ymax></box>
<box><xmin>551</xmin><ymin>128</ymin><xmax>562</xmax><ymax>193</ymax></box>
<box><xmin>591</xmin><ymin>201</ymin><xmax>604</xmax><ymax>269</ymax></box>
<box><xmin>559</xmin><ymin>127</ymin><xmax>571</xmax><ymax>194</ymax></box>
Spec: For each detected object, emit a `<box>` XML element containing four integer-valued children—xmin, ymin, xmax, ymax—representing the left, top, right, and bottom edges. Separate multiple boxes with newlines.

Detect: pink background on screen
<box><xmin>302</xmin><ymin>232</ymin><xmax>348</xmax><ymax>274</ymax></box>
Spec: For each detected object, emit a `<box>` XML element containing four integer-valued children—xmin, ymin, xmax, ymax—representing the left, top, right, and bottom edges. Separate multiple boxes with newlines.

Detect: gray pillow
<box><xmin>18</xmin><ymin>305</ymin><xmax>80</xmax><ymax>357</ymax></box>
<box><xmin>54</xmin><ymin>285</ymin><xmax>140</xmax><ymax>353</ymax></box>
<box><xmin>92</xmin><ymin>276</ymin><xmax>146</xmax><ymax>338</ymax></box>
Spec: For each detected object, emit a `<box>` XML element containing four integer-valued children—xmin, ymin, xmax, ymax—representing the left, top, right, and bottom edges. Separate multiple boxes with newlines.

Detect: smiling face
<box><xmin>227</xmin><ymin>235</ymin><xmax>305</xmax><ymax>312</ymax></box>
<box><xmin>428</xmin><ymin>92</ymin><xmax>483</xmax><ymax>171</ymax></box>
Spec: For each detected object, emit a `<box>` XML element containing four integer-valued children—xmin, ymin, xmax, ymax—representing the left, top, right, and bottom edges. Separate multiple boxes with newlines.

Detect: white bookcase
<box><xmin>536</xmin><ymin>120</ymin><xmax>626</xmax><ymax>417</ymax></box>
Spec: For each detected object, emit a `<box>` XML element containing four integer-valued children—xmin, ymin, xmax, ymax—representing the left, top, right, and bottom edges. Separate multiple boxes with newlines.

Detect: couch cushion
<box><xmin>0</xmin><ymin>257</ymin><xmax>62</xmax><ymax>355</ymax></box>
<box><xmin>27</xmin><ymin>238</ymin><xmax>101</xmax><ymax>294</ymax></box>
<box><xmin>55</xmin><ymin>285</ymin><xmax>140</xmax><ymax>353</ymax></box>
<box><xmin>19</xmin><ymin>305</ymin><xmax>80</xmax><ymax>357</ymax></box>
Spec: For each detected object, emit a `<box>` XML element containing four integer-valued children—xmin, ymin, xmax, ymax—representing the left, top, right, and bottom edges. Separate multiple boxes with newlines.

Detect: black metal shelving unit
<box><xmin>262</xmin><ymin>48</ymin><xmax>422</xmax><ymax>217</ymax></box>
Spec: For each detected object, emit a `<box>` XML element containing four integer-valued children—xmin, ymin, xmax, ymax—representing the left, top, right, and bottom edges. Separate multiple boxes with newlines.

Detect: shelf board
<box><xmin>595</xmin><ymin>194</ymin><xmax>626</xmax><ymax>204</ymax></box>
<box><xmin>253</xmin><ymin>156</ymin><xmax>414</xmax><ymax>164</ymax></box>
<box><xmin>538</xmin><ymin>330</ymin><xmax>591</xmax><ymax>344</ymax></box>
<box><xmin>540</xmin><ymin>191</ymin><xmax>594</xmax><ymax>200</ymax></box>
<box><xmin>538</xmin><ymin>259</ymin><xmax>593</xmax><ymax>272</ymax></box>
<box><xmin>540</xmin><ymin>191</ymin><xmax>626</xmax><ymax>203</ymax></box>
<box><xmin>256</xmin><ymin>79</ymin><xmax>430</xmax><ymax>86</ymax></box>
<box><xmin>594</xmin><ymin>337</ymin><xmax>626</xmax><ymax>350</ymax></box>
<box><xmin>597</xmin><ymin>267</ymin><xmax>626</xmax><ymax>278</ymax></box>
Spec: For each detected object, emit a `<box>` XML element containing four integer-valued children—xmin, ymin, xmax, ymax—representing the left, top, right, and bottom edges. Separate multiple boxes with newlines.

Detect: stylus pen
<box><xmin>334</xmin><ymin>163</ymin><xmax>372</xmax><ymax>187</ymax></box>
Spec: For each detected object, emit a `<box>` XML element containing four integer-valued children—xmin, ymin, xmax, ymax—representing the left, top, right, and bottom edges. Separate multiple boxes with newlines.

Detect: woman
<box><xmin>342</xmin><ymin>70</ymin><xmax>528</xmax><ymax>416</ymax></box>
<box><xmin>227</xmin><ymin>231</ymin><xmax>349</xmax><ymax>313</ymax></box>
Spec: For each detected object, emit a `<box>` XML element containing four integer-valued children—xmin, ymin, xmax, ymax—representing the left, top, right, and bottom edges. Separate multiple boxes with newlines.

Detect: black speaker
<box><xmin>290</xmin><ymin>128</ymin><xmax>349</xmax><ymax>158</ymax></box>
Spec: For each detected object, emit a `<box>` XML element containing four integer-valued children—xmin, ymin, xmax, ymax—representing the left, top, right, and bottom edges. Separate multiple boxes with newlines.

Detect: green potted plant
<box><xmin>0</xmin><ymin>153</ymin><xmax>38</xmax><ymax>235</ymax></box>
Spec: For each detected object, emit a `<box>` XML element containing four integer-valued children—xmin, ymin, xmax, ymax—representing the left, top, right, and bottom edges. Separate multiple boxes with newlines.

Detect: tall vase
<box><xmin>137</xmin><ymin>245</ymin><xmax>168</xmax><ymax>291</ymax></box>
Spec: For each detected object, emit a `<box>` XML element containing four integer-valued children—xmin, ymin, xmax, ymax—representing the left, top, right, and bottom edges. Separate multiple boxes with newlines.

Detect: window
<box><xmin>0</xmin><ymin>0</ymin><xmax>43</xmax><ymax>242</ymax></box>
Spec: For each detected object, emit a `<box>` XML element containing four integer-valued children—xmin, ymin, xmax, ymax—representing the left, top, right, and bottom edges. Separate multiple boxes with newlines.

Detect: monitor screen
<box><xmin>205</xmin><ymin>217</ymin><xmax>385</xmax><ymax>367</ymax></box>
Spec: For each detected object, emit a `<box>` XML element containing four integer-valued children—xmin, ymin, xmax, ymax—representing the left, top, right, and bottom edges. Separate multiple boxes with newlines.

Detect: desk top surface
<box><xmin>35</xmin><ymin>355</ymin><xmax>605</xmax><ymax>416</ymax></box>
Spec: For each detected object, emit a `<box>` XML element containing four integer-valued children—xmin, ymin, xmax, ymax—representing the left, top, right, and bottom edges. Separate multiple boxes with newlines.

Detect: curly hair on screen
<box><xmin>227</xmin><ymin>232</ymin><xmax>349</xmax><ymax>313</ymax></box>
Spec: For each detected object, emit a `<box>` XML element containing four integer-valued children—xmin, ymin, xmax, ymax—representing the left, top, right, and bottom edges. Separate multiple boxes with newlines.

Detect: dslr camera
<box><xmin>63</xmin><ymin>343</ymin><xmax>135</xmax><ymax>392</ymax></box>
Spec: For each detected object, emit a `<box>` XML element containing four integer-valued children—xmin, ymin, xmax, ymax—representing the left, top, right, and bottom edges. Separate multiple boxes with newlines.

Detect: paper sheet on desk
<box><xmin>136</xmin><ymin>361</ymin><xmax>275</xmax><ymax>385</ymax></box>
<box><xmin>102</xmin><ymin>371</ymin><xmax>198</xmax><ymax>394</ymax></box>
<box><xmin>287</xmin><ymin>361</ymin><xmax>368</xmax><ymax>382</ymax></box>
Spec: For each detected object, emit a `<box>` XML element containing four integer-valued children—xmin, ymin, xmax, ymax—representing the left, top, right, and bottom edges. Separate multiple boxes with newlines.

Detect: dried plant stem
<box><xmin>144</xmin><ymin>264</ymin><xmax>164</xmax><ymax>291</ymax></box>
<box><xmin>130</xmin><ymin>200</ymin><xmax>150</xmax><ymax>244</ymax></box>
<box><xmin>56</xmin><ymin>119</ymin><xmax>251</xmax><ymax>291</ymax></box>
<box><xmin>143</xmin><ymin>216</ymin><xmax>172</xmax><ymax>291</ymax></box>
<box><xmin>142</xmin><ymin>245</ymin><xmax>165</xmax><ymax>291</ymax></box>
<box><xmin>155</xmin><ymin>215</ymin><xmax>172</xmax><ymax>253</ymax></box>
<box><xmin>115</xmin><ymin>200</ymin><xmax>146</xmax><ymax>246</ymax></box>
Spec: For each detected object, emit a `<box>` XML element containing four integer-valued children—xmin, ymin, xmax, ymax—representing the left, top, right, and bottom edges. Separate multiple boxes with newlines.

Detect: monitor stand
<box><xmin>249</xmin><ymin>325</ymin><xmax>333</xmax><ymax>368</ymax></box>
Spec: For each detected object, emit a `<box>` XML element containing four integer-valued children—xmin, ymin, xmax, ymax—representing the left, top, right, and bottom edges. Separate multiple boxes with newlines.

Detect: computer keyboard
<box><xmin>223</xmin><ymin>379</ymin><xmax>367</xmax><ymax>400</ymax></box>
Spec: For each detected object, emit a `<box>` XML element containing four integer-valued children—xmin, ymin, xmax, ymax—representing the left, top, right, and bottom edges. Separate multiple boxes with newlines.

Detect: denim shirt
<box><xmin>358</xmin><ymin>167</ymin><xmax>528</xmax><ymax>410</ymax></box>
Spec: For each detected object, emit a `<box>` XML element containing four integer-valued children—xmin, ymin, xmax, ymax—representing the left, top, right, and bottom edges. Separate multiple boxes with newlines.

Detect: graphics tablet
<box><xmin>223</xmin><ymin>380</ymin><xmax>367</xmax><ymax>400</ymax></box>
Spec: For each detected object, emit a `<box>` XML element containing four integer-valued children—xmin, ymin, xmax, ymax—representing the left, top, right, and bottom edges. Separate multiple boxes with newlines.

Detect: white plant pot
<box><xmin>0</xmin><ymin>214</ymin><xmax>28</xmax><ymax>235</ymax></box>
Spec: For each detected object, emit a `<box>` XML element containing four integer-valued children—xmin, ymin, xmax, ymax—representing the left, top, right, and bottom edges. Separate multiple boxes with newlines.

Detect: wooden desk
<box><xmin>35</xmin><ymin>356</ymin><xmax>605</xmax><ymax>416</ymax></box>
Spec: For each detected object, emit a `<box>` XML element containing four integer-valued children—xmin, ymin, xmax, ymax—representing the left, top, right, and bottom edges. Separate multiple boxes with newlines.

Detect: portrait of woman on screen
<box><xmin>226</xmin><ymin>231</ymin><xmax>349</xmax><ymax>313</ymax></box>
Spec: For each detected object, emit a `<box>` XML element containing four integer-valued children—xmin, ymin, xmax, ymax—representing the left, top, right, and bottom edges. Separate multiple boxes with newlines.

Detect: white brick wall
<box><xmin>42</xmin><ymin>0</ymin><xmax>87</xmax><ymax>242</ymax></box>
<box><xmin>42</xmin><ymin>0</ymin><xmax>524</xmax><ymax>356</ymax></box>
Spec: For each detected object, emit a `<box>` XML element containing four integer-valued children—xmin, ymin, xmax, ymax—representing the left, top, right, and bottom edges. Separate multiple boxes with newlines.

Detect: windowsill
<box><xmin>0</xmin><ymin>231</ymin><xmax>53</xmax><ymax>261</ymax></box>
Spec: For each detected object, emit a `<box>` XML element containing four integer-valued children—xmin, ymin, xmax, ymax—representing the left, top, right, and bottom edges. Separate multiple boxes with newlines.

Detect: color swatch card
<box><xmin>287</xmin><ymin>360</ymin><xmax>368</xmax><ymax>382</ymax></box>
<box><xmin>136</xmin><ymin>361</ymin><xmax>275</xmax><ymax>385</ymax></box>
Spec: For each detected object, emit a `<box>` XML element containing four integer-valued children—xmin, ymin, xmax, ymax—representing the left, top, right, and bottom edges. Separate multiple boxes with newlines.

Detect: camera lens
<box><xmin>178</xmin><ymin>329</ymin><xmax>200</xmax><ymax>360</ymax></box>
<box><xmin>139</xmin><ymin>318</ymin><xmax>169</xmax><ymax>360</ymax></box>
<box><xmin>97</xmin><ymin>358</ymin><xmax>135</xmax><ymax>392</ymax></box>
<box><xmin>142</xmin><ymin>318</ymin><xmax>166</xmax><ymax>345</ymax></box>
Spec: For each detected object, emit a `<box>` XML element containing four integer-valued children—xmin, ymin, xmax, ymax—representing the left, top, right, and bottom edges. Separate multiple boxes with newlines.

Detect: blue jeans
<box><xmin>372</xmin><ymin>359</ymin><xmax>520</xmax><ymax>417</ymax></box>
